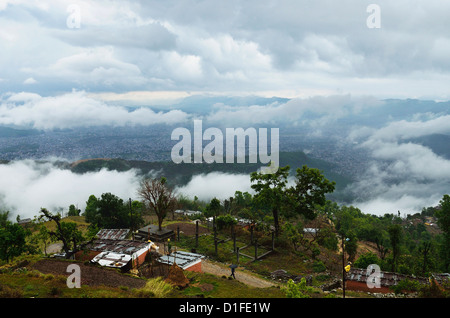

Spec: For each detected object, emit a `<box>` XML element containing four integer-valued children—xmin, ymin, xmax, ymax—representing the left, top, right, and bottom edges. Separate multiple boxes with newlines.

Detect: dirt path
<box><xmin>202</xmin><ymin>260</ymin><xmax>277</xmax><ymax>288</ymax></box>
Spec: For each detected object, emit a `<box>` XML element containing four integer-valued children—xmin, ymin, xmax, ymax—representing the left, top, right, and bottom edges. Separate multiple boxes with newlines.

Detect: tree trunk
<box><xmin>273</xmin><ymin>207</ymin><xmax>280</xmax><ymax>236</ymax></box>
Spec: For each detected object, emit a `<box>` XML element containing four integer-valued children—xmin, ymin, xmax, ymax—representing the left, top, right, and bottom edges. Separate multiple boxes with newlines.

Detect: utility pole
<box><xmin>129</xmin><ymin>198</ymin><xmax>133</xmax><ymax>240</ymax></box>
<box><xmin>342</xmin><ymin>234</ymin><xmax>346</xmax><ymax>298</ymax></box>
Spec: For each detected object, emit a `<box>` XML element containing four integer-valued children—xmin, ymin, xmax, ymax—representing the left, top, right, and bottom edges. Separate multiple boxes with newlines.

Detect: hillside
<box><xmin>68</xmin><ymin>151</ymin><xmax>353</xmax><ymax>197</ymax></box>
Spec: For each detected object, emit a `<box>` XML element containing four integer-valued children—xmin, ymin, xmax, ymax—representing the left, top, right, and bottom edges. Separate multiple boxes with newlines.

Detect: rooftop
<box><xmin>96</xmin><ymin>229</ymin><xmax>130</xmax><ymax>240</ymax></box>
<box><xmin>158</xmin><ymin>251</ymin><xmax>204</xmax><ymax>270</ymax></box>
<box><xmin>86</xmin><ymin>239</ymin><xmax>155</xmax><ymax>255</ymax></box>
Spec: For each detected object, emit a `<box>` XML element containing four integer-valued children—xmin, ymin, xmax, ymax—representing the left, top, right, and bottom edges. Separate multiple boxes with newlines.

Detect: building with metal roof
<box><xmin>346</xmin><ymin>267</ymin><xmax>449</xmax><ymax>293</ymax></box>
<box><xmin>96</xmin><ymin>229</ymin><xmax>130</xmax><ymax>240</ymax></box>
<box><xmin>86</xmin><ymin>239</ymin><xmax>158</xmax><ymax>270</ymax></box>
<box><xmin>158</xmin><ymin>251</ymin><xmax>204</xmax><ymax>272</ymax></box>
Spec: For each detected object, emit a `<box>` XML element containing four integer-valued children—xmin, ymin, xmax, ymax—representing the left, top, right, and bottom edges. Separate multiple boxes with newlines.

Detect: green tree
<box><xmin>204</xmin><ymin>198</ymin><xmax>222</xmax><ymax>218</ymax></box>
<box><xmin>0</xmin><ymin>220</ymin><xmax>29</xmax><ymax>262</ymax></box>
<box><xmin>0</xmin><ymin>210</ymin><xmax>10</xmax><ymax>227</ymax></box>
<box><xmin>250</xmin><ymin>165</ymin><xmax>290</xmax><ymax>236</ymax></box>
<box><xmin>96</xmin><ymin>193</ymin><xmax>130</xmax><ymax>228</ymax></box>
<box><xmin>344</xmin><ymin>231</ymin><xmax>358</xmax><ymax>263</ymax></box>
<box><xmin>354</xmin><ymin>252</ymin><xmax>381</xmax><ymax>270</ymax></box>
<box><xmin>68</xmin><ymin>204</ymin><xmax>80</xmax><ymax>216</ymax></box>
<box><xmin>129</xmin><ymin>200</ymin><xmax>145</xmax><ymax>232</ymax></box>
<box><xmin>284</xmin><ymin>278</ymin><xmax>314</xmax><ymax>298</ymax></box>
<box><xmin>317</xmin><ymin>227</ymin><xmax>338</xmax><ymax>251</ymax></box>
<box><xmin>282</xmin><ymin>222</ymin><xmax>303</xmax><ymax>251</ymax></box>
<box><xmin>288</xmin><ymin>165</ymin><xmax>335</xmax><ymax>220</ymax></box>
<box><xmin>84</xmin><ymin>195</ymin><xmax>99</xmax><ymax>224</ymax></box>
<box><xmin>388</xmin><ymin>224</ymin><xmax>403</xmax><ymax>272</ymax></box>
<box><xmin>435</xmin><ymin>194</ymin><xmax>450</xmax><ymax>272</ymax></box>
<box><xmin>234</xmin><ymin>191</ymin><xmax>253</xmax><ymax>210</ymax></box>
<box><xmin>215</xmin><ymin>214</ymin><xmax>237</xmax><ymax>230</ymax></box>
<box><xmin>37</xmin><ymin>224</ymin><xmax>51</xmax><ymax>256</ymax></box>
<box><xmin>39</xmin><ymin>208</ymin><xmax>85</xmax><ymax>258</ymax></box>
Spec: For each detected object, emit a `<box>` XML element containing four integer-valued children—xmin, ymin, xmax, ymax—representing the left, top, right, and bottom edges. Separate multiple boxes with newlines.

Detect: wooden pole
<box><xmin>342</xmin><ymin>235</ymin><xmax>346</xmax><ymax>298</ymax></box>
<box><xmin>195</xmin><ymin>220</ymin><xmax>199</xmax><ymax>248</ymax></box>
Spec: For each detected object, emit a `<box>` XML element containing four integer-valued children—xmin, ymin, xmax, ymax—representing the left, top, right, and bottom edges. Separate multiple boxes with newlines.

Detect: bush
<box><xmin>49</xmin><ymin>287</ymin><xmax>61</xmax><ymax>297</ymax></box>
<box><xmin>312</xmin><ymin>260</ymin><xmax>326</xmax><ymax>273</ymax></box>
<box><xmin>419</xmin><ymin>279</ymin><xmax>449</xmax><ymax>298</ymax></box>
<box><xmin>216</xmin><ymin>215</ymin><xmax>237</xmax><ymax>230</ymax></box>
<box><xmin>0</xmin><ymin>285</ymin><xmax>23</xmax><ymax>298</ymax></box>
<box><xmin>284</xmin><ymin>278</ymin><xmax>315</xmax><ymax>298</ymax></box>
<box><xmin>354</xmin><ymin>252</ymin><xmax>381</xmax><ymax>270</ymax></box>
<box><xmin>390</xmin><ymin>279</ymin><xmax>421</xmax><ymax>294</ymax></box>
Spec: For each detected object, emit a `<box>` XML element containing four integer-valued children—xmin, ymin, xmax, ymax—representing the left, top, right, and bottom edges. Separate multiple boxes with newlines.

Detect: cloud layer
<box><xmin>0</xmin><ymin>159</ymin><xmax>142</xmax><ymax>219</ymax></box>
<box><xmin>0</xmin><ymin>91</ymin><xmax>189</xmax><ymax>129</ymax></box>
<box><xmin>347</xmin><ymin>114</ymin><xmax>450</xmax><ymax>215</ymax></box>
<box><xmin>1</xmin><ymin>0</ymin><xmax>450</xmax><ymax>98</ymax></box>
<box><xmin>174</xmin><ymin>172</ymin><xmax>254</xmax><ymax>202</ymax></box>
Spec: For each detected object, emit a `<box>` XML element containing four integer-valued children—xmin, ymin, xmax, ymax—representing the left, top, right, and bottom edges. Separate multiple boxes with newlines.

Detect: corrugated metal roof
<box><xmin>87</xmin><ymin>239</ymin><xmax>158</xmax><ymax>255</ymax></box>
<box><xmin>91</xmin><ymin>251</ymin><xmax>132</xmax><ymax>268</ymax></box>
<box><xmin>158</xmin><ymin>251</ymin><xmax>204</xmax><ymax>270</ymax></box>
<box><xmin>347</xmin><ymin>268</ymin><xmax>436</xmax><ymax>287</ymax></box>
<box><xmin>96</xmin><ymin>229</ymin><xmax>130</xmax><ymax>240</ymax></box>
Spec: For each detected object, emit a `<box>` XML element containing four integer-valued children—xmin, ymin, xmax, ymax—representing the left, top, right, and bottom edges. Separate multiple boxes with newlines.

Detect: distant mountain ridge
<box><xmin>68</xmin><ymin>151</ymin><xmax>352</xmax><ymax>198</ymax></box>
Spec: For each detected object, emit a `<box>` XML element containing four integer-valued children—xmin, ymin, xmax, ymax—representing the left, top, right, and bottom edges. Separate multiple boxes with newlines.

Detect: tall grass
<box><xmin>134</xmin><ymin>277</ymin><xmax>173</xmax><ymax>298</ymax></box>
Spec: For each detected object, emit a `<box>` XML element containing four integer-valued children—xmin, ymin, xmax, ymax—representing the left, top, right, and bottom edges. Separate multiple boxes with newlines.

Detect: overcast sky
<box><xmin>1</xmin><ymin>0</ymin><xmax>449</xmax><ymax>218</ymax></box>
<box><xmin>1</xmin><ymin>0</ymin><xmax>449</xmax><ymax>102</ymax></box>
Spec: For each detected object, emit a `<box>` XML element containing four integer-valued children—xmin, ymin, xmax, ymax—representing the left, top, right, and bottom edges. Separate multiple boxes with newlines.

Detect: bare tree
<box><xmin>138</xmin><ymin>177</ymin><xmax>177</xmax><ymax>231</ymax></box>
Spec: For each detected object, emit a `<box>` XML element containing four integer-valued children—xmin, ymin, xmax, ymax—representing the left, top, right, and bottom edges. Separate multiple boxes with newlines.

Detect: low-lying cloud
<box><xmin>0</xmin><ymin>91</ymin><xmax>190</xmax><ymax>130</ymax></box>
<box><xmin>204</xmin><ymin>95</ymin><xmax>382</xmax><ymax>127</ymax></box>
<box><xmin>0</xmin><ymin>159</ymin><xmax>142</xmax><ymax>219</ymax></box>
<box><xmin>174</xmin><ymin>172</ymin><xmax>254</xmax><ymax>202</ymax></box>
<box><xmin>347</xmin><ymin>114</ymin><xmax>450</xmax><ymax>215</ymax></box>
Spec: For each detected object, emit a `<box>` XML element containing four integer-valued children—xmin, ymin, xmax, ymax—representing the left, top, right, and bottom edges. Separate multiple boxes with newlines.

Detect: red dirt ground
<box><xmin>32</xmin><ymin>259</ymin><xmax>147</xmax><ymax>289</ymax></box>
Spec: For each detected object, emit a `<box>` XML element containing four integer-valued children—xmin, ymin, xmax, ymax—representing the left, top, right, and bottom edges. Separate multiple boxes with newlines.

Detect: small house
<box><xmin>75</xmin><ymin>229</ymin><xmax>158</xmax><ymax>271</ymax></box>
<box><xmin>158</xmin><ymin>251</ymin><xmax>204</xmax><ymax>273</ymax></box>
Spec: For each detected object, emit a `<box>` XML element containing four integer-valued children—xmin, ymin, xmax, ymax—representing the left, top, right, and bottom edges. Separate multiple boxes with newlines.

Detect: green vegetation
<box><xmin>0</xmin><ymin>162</ymin><xmax>449</xmax><ymax>298</ymax></box>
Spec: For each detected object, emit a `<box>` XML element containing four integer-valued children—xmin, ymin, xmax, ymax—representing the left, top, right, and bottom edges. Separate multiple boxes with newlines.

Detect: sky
<box><xmin>1</xmin><ymin>0</ymin><xmax>449</xmax><ymax>101</ymax></box>
<box><xmin>0</xmin><ymin>0</ymin><xmax>449</xmax><ymax>218</ymax></box>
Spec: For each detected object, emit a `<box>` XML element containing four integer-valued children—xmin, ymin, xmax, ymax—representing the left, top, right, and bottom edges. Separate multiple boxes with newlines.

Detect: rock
<box><xmin>321</xmin><ymin>279</ymin><xmax>342</xmax><ymax>291</ymax></box>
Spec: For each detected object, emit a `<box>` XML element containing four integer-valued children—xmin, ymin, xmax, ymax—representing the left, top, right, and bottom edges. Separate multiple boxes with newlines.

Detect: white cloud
<box><xmin>174</xmin><ymin>172</ymin><xmax>254</xmax><ymax>202</ymax></box>
<box><xmin>0</xmin><ymin>90</ymin><xmax>190</xmax><ymax>129</ymax></box>
<box><xmin>0</xmin><ymin>160</ymin><xmax>142</xmax><ymax>219</ymax></box>
<box><xmin>348</xmin><ymin>114</ymin><xmax>450</xmax><ymax>215</ymax></box>
<box><xmin>205</xmin><ymin>94</ymin><xmax>382</xmax><ymax>126</ymax></box>
<box><xmin>23</xmin><ymin>77</ymin><xmax>37</xmax><ymax>84</ymax></box>
<box><xmin>1</xmin><ymin>0</ymin><xmax>450</xmax><ymax>97</ymax></box>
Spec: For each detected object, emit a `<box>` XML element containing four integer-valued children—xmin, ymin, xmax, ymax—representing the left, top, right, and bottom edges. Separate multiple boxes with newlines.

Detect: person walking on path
<box><xmin>230</xmin><ymin>264</ymin><xmax>237</xmax><ymax>279</ymax></box>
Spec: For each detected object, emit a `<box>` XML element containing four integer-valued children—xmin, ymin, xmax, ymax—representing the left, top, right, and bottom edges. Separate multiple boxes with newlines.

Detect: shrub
<box><xmin>390</xmin><ymin>279</ymin><xmax>421</xmax><ymax>294</ymax></box>
<box><xmin>354</xmin><ymin>252</ymin><xmax>381</xmax><ymax>270</ymax></box>
<box><xmin>0</xmin><ymin>285</ymin><xmax>23</xmax><ymax>298</ymax></box>
<box><xmin>284</xmin><ymin>278</ymin><xmax>315</xmax><ymax>298</ymax></box>
<box><xmin>419</xmin><ymin>279</ymin><xmax>449</xmax><ymax>298</ymax></box>
<box><xmin>216</xmin><ymin>215</ymin><xmax>237</xmax><ymax>230</ymax></box>
<box><xmin>49</xmin><ymin>287</ymin><xmax>61</xmax><ymax>297</ymax></box>
<box><xmin>312</xmin><ymin>260</ymin><xmax>326</xmax><ymax>273</ymax></box>
<box><xmin>134</xmin><ymin>277</ymin><xmax>173</xmax><ymax>298</ymax></box>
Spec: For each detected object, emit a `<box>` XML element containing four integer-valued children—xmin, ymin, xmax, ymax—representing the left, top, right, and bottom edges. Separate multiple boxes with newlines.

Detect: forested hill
<box><xmin>68</xmin><ymin>151</ymin><xmax>352</xmax><ymax>194</ymax></box>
